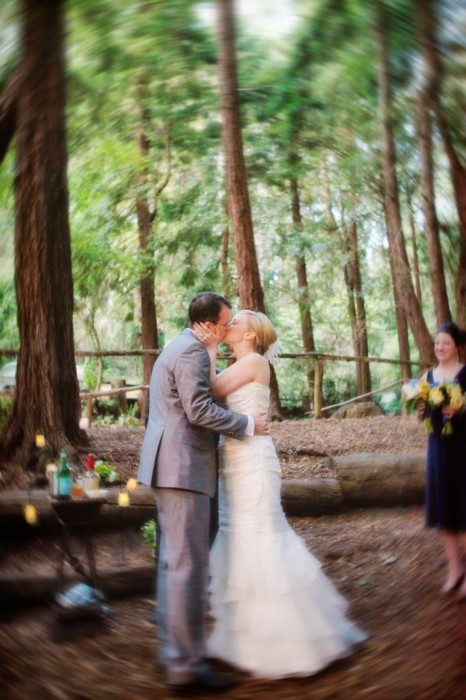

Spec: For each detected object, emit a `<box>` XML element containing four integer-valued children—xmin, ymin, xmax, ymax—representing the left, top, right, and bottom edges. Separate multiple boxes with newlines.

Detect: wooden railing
<box><xmin>1</xmin><ymin>347</ymin><xmax>426</xmax><ymax>422</ymax></box>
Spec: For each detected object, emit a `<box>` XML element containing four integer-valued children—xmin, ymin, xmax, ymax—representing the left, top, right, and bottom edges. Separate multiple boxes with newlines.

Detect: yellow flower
<box><xmin>429</xmin><ymin>386</ymin><xmax>445</xmax><ymax>406</ymax></box>
<box><xmin>418</xmin><ymin>380</ymin><xmax>430</xmax><ymax>401</ymax></box>
<box><xmin>450</xmin><ymin>384</ymin><xmax>465</xmax><ymax>412</ymax></box>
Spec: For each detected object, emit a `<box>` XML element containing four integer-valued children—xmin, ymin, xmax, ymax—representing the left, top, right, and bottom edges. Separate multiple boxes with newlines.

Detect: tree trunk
<box><xmin>136</xmin><ymin>187</ymin><xmax>158</xmax><ymax>422</ymax></box>
<box><xmin>407</xmin><ymin>199</ymin><xmax>422</xmax><ymax>304</ymax></box>
<box><xmin>216</xmin><ymin>0</ymin><xmax>281</xmax><ymax>418</ymax></box>
<box><xmin>290</xmin><ymin>175</ymin><xmax>319</xmax><ymax>411</ymax></box>
<box><xmin>348</xmin><ymin>221</ymin><xmax>371</xmax><ymax>393</ymax></box>
<box><xmin>343</xmin><ymin>260</ymin><xmax>362</xmax><ymax>389</ymax></box>
<box><xmin>216</xmin><ymin>0</ymin><xmax>264</xmax><ymax>312</ymax></box>
<box><xmin>374</xmin><ymin>2</ymin><xmax>434</xmax><ymax>365</ymax></box>
<box><xmin>220</xmin><ymin>204</ymin><xmax>235</xmax><ymax>300</ymax></box>
<box><xmin>322</xmin><ymin>166</ymin><xmax>371</xmax><ymax>394</ymax></box>
<box><xmin>416</xmin><ymin>72</ymin><xmax>451</xmax><ymax>324</ymax></box>
<box><xmin>383</xmin><ymin>204</ymin><xmax>412</xmax><ymax>381</ymax></box>
<box><xmin>134</xmin><ymin>96</ymin><xmax>162</xmax><ymax>422</ymax></box>
<box><xmin>0</xmin><ymin>0</ymin><xmax>82</xmax><ymax>467</ymax></box>
<box><xmin>416</xmin><ymin>0</ymin><xmax>466</xmax><ymax>326</ymax></box>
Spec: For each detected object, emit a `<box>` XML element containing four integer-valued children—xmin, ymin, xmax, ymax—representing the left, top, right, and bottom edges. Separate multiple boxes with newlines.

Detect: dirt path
<box><xmin>1</xmin><ymin>506</ymin><xmax>465</xmax><ymax>700</ymax></box>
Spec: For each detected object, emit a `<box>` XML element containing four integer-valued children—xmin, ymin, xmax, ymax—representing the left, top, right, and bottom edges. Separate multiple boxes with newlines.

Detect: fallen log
<box><xmin>281</xmin><ymin>478</ymin><xmax>344</xmax><ymax>516</ymax></box>
<box><xmin>335</xmin><ymin>452</ymin><xmax>425</xmax><ymax>507</ymax></box>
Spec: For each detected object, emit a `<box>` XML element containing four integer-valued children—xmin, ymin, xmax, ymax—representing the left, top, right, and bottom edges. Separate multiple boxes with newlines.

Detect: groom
<box><xmin>138</xmin><ymin>291</ymin><xmax>269</xmax><ymax>695</ymax></box>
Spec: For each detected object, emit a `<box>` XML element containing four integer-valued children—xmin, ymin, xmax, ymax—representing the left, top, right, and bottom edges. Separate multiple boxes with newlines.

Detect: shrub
<box><xmin>141</xmin><ymin>519</ymin><xmax>157</xmax><ymax>548</ymax></box>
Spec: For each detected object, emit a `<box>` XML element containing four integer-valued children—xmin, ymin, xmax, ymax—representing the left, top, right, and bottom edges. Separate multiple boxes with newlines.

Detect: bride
<box><xmin>194</xmin><ymin>310</ymin><xmax>366</xmax><ymax>679</ymax></box>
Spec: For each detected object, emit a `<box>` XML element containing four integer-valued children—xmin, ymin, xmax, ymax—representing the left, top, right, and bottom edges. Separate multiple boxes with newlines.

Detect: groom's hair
<box><xmin>188</xmin><ymin>292</ymin><xmax>231</xmax><ymax>325</ymax></box>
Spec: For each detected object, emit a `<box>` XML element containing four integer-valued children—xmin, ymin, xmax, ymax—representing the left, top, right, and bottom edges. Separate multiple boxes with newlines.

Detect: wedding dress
<box><xmin>207</xmin><ymin>382</ymin><xmax>366</xmax><ymax>679</ymax></box>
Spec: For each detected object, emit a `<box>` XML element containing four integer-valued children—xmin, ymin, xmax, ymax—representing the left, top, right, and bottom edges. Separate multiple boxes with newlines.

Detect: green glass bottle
<box><xmin>55</xmin><ymin>448</ymin><xmax>72</xmax><ymax>500</ymax></box>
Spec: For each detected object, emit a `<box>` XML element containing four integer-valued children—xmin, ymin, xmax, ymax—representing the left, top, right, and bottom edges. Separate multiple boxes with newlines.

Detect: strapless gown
<box><xmin>207</xmin><ymin>382</ymin><xmax>366</xmax><ymax>679</ymax></box>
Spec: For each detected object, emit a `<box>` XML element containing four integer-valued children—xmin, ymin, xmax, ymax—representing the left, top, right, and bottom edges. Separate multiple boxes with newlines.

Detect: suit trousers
<box><xmin>153</xmin><ymin>487</ymin><xmax>211</xmax><ymax>684</ymax></box>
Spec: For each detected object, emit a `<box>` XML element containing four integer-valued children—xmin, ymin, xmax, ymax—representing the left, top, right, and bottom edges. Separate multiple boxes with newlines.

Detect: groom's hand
<box><xmin>252</xmin><ymin>411</ymin><xmax>269</xmax><ymax>435</ymax></box>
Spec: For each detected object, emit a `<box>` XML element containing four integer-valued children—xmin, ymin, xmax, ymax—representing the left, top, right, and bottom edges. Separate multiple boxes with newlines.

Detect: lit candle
<box><xmin>126</xmin><ymin>478</ymin><xmax>138</xmax><ymax>492</ymax></box>
<box><xmin>24</xmin><ymin>504</ymin><xmax>38</xmax><ymax>525</ymax></box>
<box><xmin>118</xmin><ymin>492</ymin><xmax>130</xmax><ymax>507</ymax></box>
<box><xmin>35</xmin><ymin>434</ymin><xmax>45</xmax><ymax>448</ymax></box>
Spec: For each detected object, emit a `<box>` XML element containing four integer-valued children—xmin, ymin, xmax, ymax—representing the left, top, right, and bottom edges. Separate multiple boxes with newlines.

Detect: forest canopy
<box><xmin>0</xmin><ymin>0</ymin><xmax>465</xmax><ymax>418</ymax></box>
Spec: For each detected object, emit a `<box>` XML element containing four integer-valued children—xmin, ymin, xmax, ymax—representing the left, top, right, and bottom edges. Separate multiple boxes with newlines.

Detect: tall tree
<box><xmin>290</xmin><ymin>173</ymin><xmax>319</xmax><ymax>409</ymax></box>
<box><xmin>0</xmin><ymin>0</ymin><xmax>82</xmax><ymax>465</ymax></box>
<box><xmin>374</xmin><ymin>1</ymin><xmax>435</xmax><ymax>366</ymax></box>
<box><xmin>216</xmin><ymin>0</ymin><xmax>264</xmax><ymax>311</ymax></box>
<box><xmin>134</xmin><ymin>87</ymin><xmax>167</xmax><ymax>419</ymax></box>
<box><xmin>415</xmin><ymin>1</ymin><xmax>451</xmax><ymax>325</ymax></box>
<box><xmin>216</xmin><ymin>0</ymin><xmax>281</xmax><ymax>418</ymax></box>
<box><xmin>345</xmin><ymin>220</ymin><xmax>371</xmax><ymax>393</ymax></box>
<box><xmin>416</xmin><ymin>0</ymin><xmax>466</xmax><ymax>326</ymax></box>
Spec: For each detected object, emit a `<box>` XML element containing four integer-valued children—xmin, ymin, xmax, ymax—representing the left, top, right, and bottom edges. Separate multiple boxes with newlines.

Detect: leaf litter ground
<box><xmin>2</xmin><ymin>416</ymin><xmax>465</xmax><ymax>699</ymax></box>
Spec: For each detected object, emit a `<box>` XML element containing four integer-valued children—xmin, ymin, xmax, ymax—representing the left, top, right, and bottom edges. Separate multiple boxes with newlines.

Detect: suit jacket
<box><xmin>138</xmin><ymin>329</ymin><xmax>247</xmax><ymax>497</ymax></box>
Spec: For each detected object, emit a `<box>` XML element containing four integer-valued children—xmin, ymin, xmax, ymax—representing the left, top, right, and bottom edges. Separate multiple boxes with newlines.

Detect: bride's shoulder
<box><xmin>239</xmin><ymin>352</ymin><xmax>268</xmax><ymax>368</ymax></box>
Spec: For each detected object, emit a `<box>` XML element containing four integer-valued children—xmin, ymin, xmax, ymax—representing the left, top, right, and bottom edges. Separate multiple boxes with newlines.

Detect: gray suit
<box><xmin>138</xmin><ymin>329</ymin><xmax>247</xmax><ymax>684</ymax></box>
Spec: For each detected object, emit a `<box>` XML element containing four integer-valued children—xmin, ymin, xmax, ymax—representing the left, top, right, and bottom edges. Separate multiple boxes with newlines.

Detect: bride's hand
<box><xmin>192</xmin><ymin>322</ymin><xmax>218</xmax><ymax>348</ymax></box>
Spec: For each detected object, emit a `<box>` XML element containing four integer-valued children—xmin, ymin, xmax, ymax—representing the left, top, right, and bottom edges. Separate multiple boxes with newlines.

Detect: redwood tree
<box><xmin>374</xmin><ymin>1</ymin><xmax>435</xmax><ymax>366</ymax></box>
<box><xmin>134</xmin><ymin>89</ymin><xmax>169</xmax><ymax>420</ymax></box>
<box><xmin>216</xmin><ymin>0</ymin><xmax>281</xmax><ymax>418</ymax></box>
<box><xmin>290</xmin><ymin>174</ymin><xmax>320</xmax><ymax>410</ymax></box>
<box><xmin>415</xmin><ymin>0</ymin><xmax>451</xmax><ymax>325</ymax></box>
<box><xmin>0</xmin><ymin>0</ymin><xmax>82</xmax><ymax>465</ymax></box>
<box><xmin>416</xmin><ymin>0</ymin><xmax>466</xmax><ymax>326</ymax></box>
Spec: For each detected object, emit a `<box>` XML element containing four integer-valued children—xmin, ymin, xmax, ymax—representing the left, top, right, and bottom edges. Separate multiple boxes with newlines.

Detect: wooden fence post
<box><xmin>314</xmin><ymin>358</ymin><xmax>323</xmax><ymax>419</ymax></box>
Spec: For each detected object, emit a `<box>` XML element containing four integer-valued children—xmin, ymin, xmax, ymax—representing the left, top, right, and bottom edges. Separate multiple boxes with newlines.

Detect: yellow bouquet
<box><xmin>402</xmin><ymin>379</ymin><xmax>465</xmax><ymax>435</ymax></box>
<box><xmin>401</xmin><ymin>379</ymin><xmax>430</xmax><ymax>412</ymax></box>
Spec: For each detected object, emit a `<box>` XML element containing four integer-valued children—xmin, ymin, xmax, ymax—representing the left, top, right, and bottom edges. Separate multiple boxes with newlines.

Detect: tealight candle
<box><xmin>126</xmin><ymin>478</ymin><xmax>137</xmax><ymax>492</ymax></box>
<box><xmin>35</xmin><ymin>434</ymin><xmax>45</xmax><ymax>448</ymax></box>
<box><xmin>118</xmin><ymin>492</ymin><xmax>130</xmax><ymax>507</ymax></box>
<box><xmin>24</xmin><ymin>504</ymin><xmax>38</xmax><ymax>525</ymax></box>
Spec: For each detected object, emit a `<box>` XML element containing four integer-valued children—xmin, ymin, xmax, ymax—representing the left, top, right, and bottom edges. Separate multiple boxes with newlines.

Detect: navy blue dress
<box><xmin>425</xmin><ymin>365</ymin><xmax>466</xmax><ymax>532</ymax></box>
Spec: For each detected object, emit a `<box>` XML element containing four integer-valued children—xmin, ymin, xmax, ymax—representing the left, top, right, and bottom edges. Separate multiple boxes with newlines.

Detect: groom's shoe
<box><xmin>168</xmin><ymin>667</ymin><xmax>241</xmax><ymax>696</ymax></box>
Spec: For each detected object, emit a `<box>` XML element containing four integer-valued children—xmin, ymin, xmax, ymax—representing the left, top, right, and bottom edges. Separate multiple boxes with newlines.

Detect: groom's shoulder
<box><xmin>163</xmin><ymin>329</ymin><xmax>198</xmax><ymax>356</ymax></box>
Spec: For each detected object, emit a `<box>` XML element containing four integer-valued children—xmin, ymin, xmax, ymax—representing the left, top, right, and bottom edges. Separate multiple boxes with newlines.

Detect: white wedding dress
<box><xmin>207</xmin><ymin>382</ymin><xmax>366</xmax><ymax>679</ymax></box>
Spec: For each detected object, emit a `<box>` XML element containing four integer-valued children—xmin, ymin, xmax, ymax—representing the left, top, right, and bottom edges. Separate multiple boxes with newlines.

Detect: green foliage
<box><xmin>0</xmin><ymin>280</ymin><xmax>18</xmax><ymax>347</ymax></box>
<box><xmin>94</xmin><ymin>460</ymin><xmax>119</xmax><ymax>484</ymax></box>
<box><xmin>0</xmin><ymin>397</ymin><xmax>12</xmax><ymax>430</ymax></box>
<box><xmin>83</xmin><ymin>360</ymin><xmax>98</xmax><ymax>391</ymax></box>
<box><xmin>141</xmin><ymin>519</ymin><xmax>157</xmax><ymax>548</ymax></box>
<box><xmin>117</xmin><ymin>402</ymin><xmax>140</xmax><ymax>428</ymax></box>
<box><xmin>0</xmin><ymin>0</ymin><xmax>462</xmax><ymax>413</ymax></box>
<box><xmin>374</xmin><ymin>392</ymin><xmax>402</xmax><ymax>417</ymax></box>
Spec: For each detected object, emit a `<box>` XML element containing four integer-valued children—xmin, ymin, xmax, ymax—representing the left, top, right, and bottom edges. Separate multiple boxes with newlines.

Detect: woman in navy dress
<box><xmin>419</xmin><ymin>322</ymin><xmax>466</xmax><ymax>599</ymax></box>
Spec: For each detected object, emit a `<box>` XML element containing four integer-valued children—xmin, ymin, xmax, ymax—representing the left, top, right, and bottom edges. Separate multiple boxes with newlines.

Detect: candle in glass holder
<box><xmin>23</xmin><ymin>504</ymin><xmax>38</xmax><ymax>525</ymax></box>
<box><xmin>118</xmin><ymin>492</ymin><xmax>130</xmax><ymax>507</ymax></box>
<box><xmin>126</xmin><ymin>478</ymin><xmax>137</xmax><ymax>492</ymax></box>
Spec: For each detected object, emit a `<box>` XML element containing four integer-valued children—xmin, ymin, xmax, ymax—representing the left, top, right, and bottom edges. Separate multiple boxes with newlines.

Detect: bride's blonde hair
<box><xmin>240</xmin><ymin>311</ymin><xmax>278</xmax><ymax>357</ymax></box>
